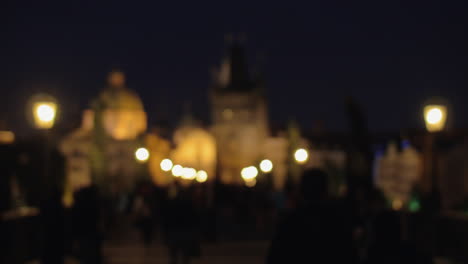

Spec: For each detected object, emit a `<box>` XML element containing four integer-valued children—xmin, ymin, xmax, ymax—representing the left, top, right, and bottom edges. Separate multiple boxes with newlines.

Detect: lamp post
<box><xmin>241</xmin><ymin>166</ymin><xmax>258</xmax><ymax>187</ymax></box>
<box><xmin>423</xmin><ymin>103</ymin><xmax>447</xmax><ymax>211</ymax></box>
<box><xmin>31</xmin><ymin>95</ymin><xmax>58</xmax><ymax>196</ymax></box>
<box><xmin>33</xmin><ymin>101</ymin><xmax>57</xmax><ymax>129</ymax></box>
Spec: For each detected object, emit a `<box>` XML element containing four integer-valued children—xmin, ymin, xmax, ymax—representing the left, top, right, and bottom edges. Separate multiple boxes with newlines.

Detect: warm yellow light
<box><xmin>424</xmin><ymin>105</ymin><xmax>447</xmax><ymax>132</ymax></box>
<box><xmin>135</xmin><ymin>147</ymin><xmax>150</xmax><ymax>163</ymax></box>
<box><xmin>33</xmin><ymin>102</ymin><xmax>57</xmax><ymax>129</ymax></box>
<box><xmin>160</xmin><ymin>159</ymin><xmax>173</xmax><ymax>172</ymax></box>
<box><xmin>245</xmin><ymin>178</ymin><xmax>257</xmax><ymax>188</ymax></box>
<box><xmin>259</xmin><ymin>159</ymin><xmax>273</xmax><ymax>173</ymax></box>
<box><xmin>241</xmin><ymin>166</ymin><xmax>258</xmax><ymax>181</ymax></box>
<box><xmin>392</xmin><ymin>199</ymin><xmax>403</xmax><ymax>211</ymax></box>
<box><xmin>196</xmin><ymin>170</ymin><xmax>208</xmax><ymax>183</ymax></box>
<box><xmin>171</xmin><ymin>165</ymin><xmax>183</xmax><ymax>177</ymax></box>
<box><xmin>0</xmin><ymin>131</ymin><xmax>15</xmax><ymax>144</ymax></box>
<box><xmin>294</xmin><ymin>148</ymin><xmax>309</xmax><ymax>164</ymax></box>
<box><xmin>427</xmin><ymin>108</ymin><xmax>442</xmax><ymax>124</ymax></box>
<box><xmin>182</xmin><ymin>167</ymin><xmax>197</xmax><ymax>180</ymax></box>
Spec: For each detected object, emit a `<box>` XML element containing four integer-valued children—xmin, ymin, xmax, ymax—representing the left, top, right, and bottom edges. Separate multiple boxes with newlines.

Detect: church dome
<box><xmin>97</xmin><ymin>70</ymin><xmax>144</xmax><ymax>111</ymax></box>
<box><xmin>93</xmin><ymin>70</ymin><xmax>147</xmax><ymax>140</ymax></box>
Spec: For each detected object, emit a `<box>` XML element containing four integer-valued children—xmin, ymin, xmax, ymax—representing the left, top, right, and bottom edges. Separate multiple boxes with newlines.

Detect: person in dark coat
<box><xmin>266</xmin><ymin>169</ymin><xmax>357</xmax><ymax>264</ymax></box>
<box><xmin>72</xmin><ymin>186</ymin><xmax>102</xmax><ymax>264</ymax></box>
<box><xmin>163</xmin><ymin>184</ymin><xmax>201</xmax><ymax>264</ymax></box>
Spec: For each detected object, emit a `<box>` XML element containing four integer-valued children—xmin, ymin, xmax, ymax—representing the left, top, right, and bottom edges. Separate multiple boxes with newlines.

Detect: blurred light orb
<box><xmin>171</xmin><ymin>165</ymin><xmax>183</xmax><ymax>177</ymax></box>
<box><xmin>182</xmin><ymin>167</ymin><xmax>197</xmax><ymax>180</ymax></box>
<box><xmin>196</xmin><ymin>170</ymin><xmax>208</xmax><ymax>183</ymax></box>
<box><xmin>160</xmin><ymin>159</ymin><xmax>173</xmax><ymax>172</ymax></box>
<box><xmin>241</xmin><ymin>166</ymin><xmax>258</xmax><ymax>181</ymax></box>
<box><xmin>424</xmin><ymin>104</ymin><xmax>447</xmax><ymax>132</ymax></box>
<box><xmin>135</xmin><ymin>148</ymin><xmax>150</xmax><ymax>163</ymax></box>
<box><xmin>392</xmin><ymin>199</ymin><xmax>403</xmax><ymax>211</ymax></box>
<box><xmin>426</xmin><ymin>108</ymin><xmax>442</xmax><ymax>124</ymax></box>
<box><xmin>33</xmin><ymin>102</ymin><xmax>57</xmax><ymax>129</ymax></box>
<box><xmin>294</xmin><ymin>148</ymin><xmax>309</xmax><ymax>164</ymax></box>
<box><xmin>259</xmin><ymin>159</ymin><xmax>273</xmax><ymax>173</ymax></box>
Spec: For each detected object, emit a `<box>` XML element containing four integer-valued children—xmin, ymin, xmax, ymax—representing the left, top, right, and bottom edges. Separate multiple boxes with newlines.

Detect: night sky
<box><xmin>2</xmin><ymin>0</ymin><xmax>467</xmax><ymax>135</ymax></box>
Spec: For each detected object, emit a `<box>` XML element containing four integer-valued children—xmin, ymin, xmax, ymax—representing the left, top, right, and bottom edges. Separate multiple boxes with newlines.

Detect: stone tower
<box><xmin>211</xmin><ymin>42</ymin><xmax>269</xmax><ymax>184</ymax></box>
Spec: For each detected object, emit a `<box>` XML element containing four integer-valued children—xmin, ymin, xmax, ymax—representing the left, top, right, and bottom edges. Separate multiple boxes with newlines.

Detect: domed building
<box><xmin>171</xmin><ymin>113</ymin><xmax>217</xmax><ymax>181</ymax></box>
<box><xmin>60</xmin><ymin>71</ymin><xmax>148</xmax><ymax>194</ymax></box>
<box><xmin>94</xmin><ymin>70</ymin><xmax>147</xmax><ymax>140</ymax></box>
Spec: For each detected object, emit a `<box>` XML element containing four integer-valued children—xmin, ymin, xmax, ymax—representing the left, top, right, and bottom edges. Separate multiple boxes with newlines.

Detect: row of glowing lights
<box><xmin>134</xmin><ymin>149</ymin><xmax>208</xmax><ymax>183</ymax></box>
<box><xmin>240</xmin><ymin>148</ymin><xmax>309</xmax><ymax>187</ymax></box>
<box><xmin>135</xmin><ymin>147</ymin><xmax>310</xmax><ymax>185</ymax></box>
<box><xmin>160</xmin><ymin>159</ymin><xmax>208</xmax><ymax>183</ymax></box>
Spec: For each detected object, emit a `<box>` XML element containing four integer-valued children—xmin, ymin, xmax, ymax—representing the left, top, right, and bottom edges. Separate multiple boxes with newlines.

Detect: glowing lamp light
<box><xmin>196</xmin><ymin>170</ymin><xmax>208</xmax><ymax>183</ymax></box>
<box><xmin>241</xmin><ymin>166</ymin><xmax>258</xmax><ymax>181</ymax></box>
<box><xmin>294</xmin><ymin>148</ymin><xmax>309</xmax><ymax>164</ymax></box>
<box><xmin>392</xmin><ymin>199</ymin><xmax>403</xmax><ymax>211</ymax></box>
<box><xmin>171</xmin><ymin>165</ymin><xmax>183</xmax><ymax>177</ymax></box>
<box><xmin>33</xmin><ymin>102</ymin><xmax>57</xmax><ymax>129</ymax></box>
<box><xmin>160</xmin><ymin>159</ymin><xmax>173</xmax><ymax>172</ymax></box>
<box><xmin>0</xmin><ymin>131</ymin><xmax>15</xmax><ymax>144</ymax></box>
<box><xmin>182</xmin><ymin>167</ymin><xmax>197</xmax><ymax>180</ymax></box>
<box><xmin>259</xmin><ymin>159</ymin><xmax>273</xmax><ymax>173</ymax></box>
<box><xmin>424</xmin><ymin>105</ymin><xmax>447</xmax><ymax>132</ymax></box>
<box><xmin>135</xmin><ymin>147</ymin><xmax>150</xmax><ymax>163</ymax></box>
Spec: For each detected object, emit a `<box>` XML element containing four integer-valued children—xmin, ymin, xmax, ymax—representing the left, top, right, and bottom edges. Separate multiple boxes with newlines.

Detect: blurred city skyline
<box><xmin>2</xmin><ymin>0</ymin><xmax>467</xmax><ymax>135</ymax></box>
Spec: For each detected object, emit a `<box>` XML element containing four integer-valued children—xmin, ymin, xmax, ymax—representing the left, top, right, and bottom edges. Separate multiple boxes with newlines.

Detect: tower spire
<box><xmin>215</xmin><ymin>35</ymin><xmax>254</xmax><ymax>92</ymax></box>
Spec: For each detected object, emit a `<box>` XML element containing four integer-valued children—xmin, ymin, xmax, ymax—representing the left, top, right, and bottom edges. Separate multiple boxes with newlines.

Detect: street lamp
<box><xmin>181</xmin><ymin>167</ymin><xmax>197</xmax><ymax>180</ymax></box>
<box><xmin>196</xmin><ymin>170</ymin><xmax>208</xmax><ymax>183</ymax></box>
<box><xmin>171</xmin><ymin>165</ymin><xmax>183</xmax><ymax>177</ymax></box>
<box><xmin>423</xmin><ymin>101</ymin><xmax>447</xmax><ymax>211</ymax></box>
<box><xmin>135</xmin><ymin>147</ymin><xmax>150</xmax><ymax>163</ymax></box>
<box><xmin>424</xmin><ymin>105</ymin><xmax>447</xmax><ymax>132</ymax></box>
<box><xmin>32</xmin><ymin>101</ymin><xmax>57</xmax><ymax>129</ymax></box>
<box><xmin>259</xmin><ymin>159</ymin><xmax>273</xmax><ymax>173</ymax></box>
<box><xmin>241</xmin><ymin>166</ymin><xmax>258</xmax><ymax>181</ymax></box>
<box><xmin>294</xmin><ymin>148</ymin><xmax>309</xmax><ymax>164</ymax></box>
<box><xmin>29</xmin><ymin>94</ymin><xmax>58</xmax><ymax>205</ymax></box>
<box><xmin>160</xmin><ymin>159</ymin><xmax>173</xmax><ymax>172</ymax></box>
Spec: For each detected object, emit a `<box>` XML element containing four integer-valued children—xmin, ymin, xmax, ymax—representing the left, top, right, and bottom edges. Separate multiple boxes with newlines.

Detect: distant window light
<box><xmin>223</xmin><ymin>108</ymin><xmax>233</xmax><ymax>120</ymax></box>
<box><xmin>0</xmin><ymin>131</ymin><xmax>14</xmax><ymax>144</ymax></box>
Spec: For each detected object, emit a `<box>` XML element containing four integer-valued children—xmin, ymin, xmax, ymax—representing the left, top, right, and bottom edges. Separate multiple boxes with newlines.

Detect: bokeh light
<box><xmin>135</xmin><ymin>147</ymin><xmax>150</xmax><ymax>163</ymax></box>
<box><xmin>182</xmin><ymin>167</ymin><xmax>197</xmax><ymax>180</ymax></box>
<box><xmin>171</xmin><ymin>165</ymin><xmax>183</xmax><ymax>177</ymax></box>
<box><xmin>196</xmin><ymin>170</ymin><xmax>208</xmax><ymax>183</ymax></box>
<box><xmin>33</xmin><ymin>102</ymin><xmax>57</xmax><ymax>129</ymax></box>
<box><xmin>294</xmin><ymin>148</ymin><xmax>309</xmax><ymax>164</ymax></box>
<box><xmin>160</xmin><ymin>159</ymin><xmax>173</xmax><ymax>172</ymax></box>
<box><xmin>259</xmin><ymin>159</ymin><xmax>273</xmax><ymax>173</ymax></box>
<box><xmin>241</xmin><ymin>166</ymin><xmax>258</xmax><ymax>181</ymax></box>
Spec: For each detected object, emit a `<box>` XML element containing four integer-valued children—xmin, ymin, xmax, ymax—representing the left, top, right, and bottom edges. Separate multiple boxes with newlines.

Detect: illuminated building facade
<box><xmin>61</xmin><ymin>71</ymin><xmax>147</xmax><ymax>193</ymax></box>
<box><xmin>211</xmin><ymin>42</ymin><xmax>270</xmax><ymax>185</ymax></box>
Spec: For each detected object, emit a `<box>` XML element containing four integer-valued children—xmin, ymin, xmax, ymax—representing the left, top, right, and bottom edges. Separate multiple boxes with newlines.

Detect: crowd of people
<box><xmin>1</xmin><ymin>166</ymin><xmax>437</xmax><ymax>264</ymax></box>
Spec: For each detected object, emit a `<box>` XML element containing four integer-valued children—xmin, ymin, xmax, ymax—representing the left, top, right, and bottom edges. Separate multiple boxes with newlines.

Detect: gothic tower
<box><xmin>211</xmin><ymin>41</ymin><xmax>269</xmax><ymax>184</ymax></box>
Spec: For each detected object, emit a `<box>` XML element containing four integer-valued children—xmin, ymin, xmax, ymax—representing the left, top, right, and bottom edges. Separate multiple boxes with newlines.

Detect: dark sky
<box><xmin>2</xmin><ymin>0</ymin><xmax>467</xmax><ymax>135</ymax></box>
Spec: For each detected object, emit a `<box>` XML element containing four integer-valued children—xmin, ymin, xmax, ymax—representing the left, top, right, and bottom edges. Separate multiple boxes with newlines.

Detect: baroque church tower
<box><xmin>211</xmin><ymin>41</ymin><xmax>269</xmax><ymax>184</ymax></box>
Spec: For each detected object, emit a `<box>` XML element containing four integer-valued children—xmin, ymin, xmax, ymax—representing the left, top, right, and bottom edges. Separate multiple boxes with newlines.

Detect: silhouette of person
<box><xmin>72</xmin><ymin>186</ymin><xmax>102</xmax><ymax>264</ymax></box>
<box><xmin>41</xmin><ymin>190</ymin><xmax>65</xmax><ymax>264</ymax></box>
<box><xmin>133</xmin><ymin>182</ymin><xmax>155</xmax><ymax>247</ymax></box>
<box><xmin>266</xmin><ymin>169</ymin><xmax>357</xmax><ymax>264</ymax></box>
<box><xmin>163</xmin><ymin>183</ymin><xmax>201</xmax><ymax>264</ymax></box>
